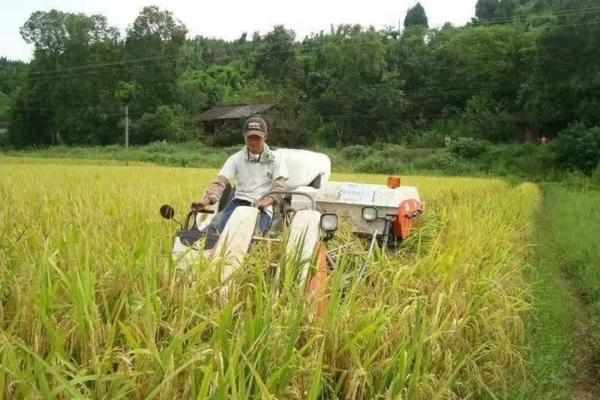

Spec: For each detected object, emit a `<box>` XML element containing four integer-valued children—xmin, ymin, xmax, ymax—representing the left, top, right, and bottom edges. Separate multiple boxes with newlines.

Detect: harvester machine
<box><xmin>160</xmin><ymin>149</ymin><xmax>424</xmax><ymax>299</ymax></box>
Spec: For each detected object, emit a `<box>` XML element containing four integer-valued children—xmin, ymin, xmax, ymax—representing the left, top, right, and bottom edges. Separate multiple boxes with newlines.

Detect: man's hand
<box><xmin>255</xmin><ymin>196</ymin><xmax>273</xmax><ymax>210</ymax></box>
<box><xmin>191</xmin><ymin>198</ymin><xmax>210</xmax><ymax>212</ymax></box>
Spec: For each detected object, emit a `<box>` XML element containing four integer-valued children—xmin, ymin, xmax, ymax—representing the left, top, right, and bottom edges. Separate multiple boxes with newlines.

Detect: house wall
<box><xmin>201</xmin><ymin>107</ymin><xmax>308</xmax><ymax>147</ymax></box>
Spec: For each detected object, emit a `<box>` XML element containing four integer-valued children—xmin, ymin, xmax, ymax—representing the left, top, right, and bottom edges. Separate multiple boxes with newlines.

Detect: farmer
<box><xmin>191</xmin><ymin>116</ymin><xmax>288</xmax><ymax>233</ymax></box>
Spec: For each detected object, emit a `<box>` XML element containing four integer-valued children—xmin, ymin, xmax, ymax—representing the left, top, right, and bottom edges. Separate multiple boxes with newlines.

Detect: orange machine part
<box><xmin>393</xmin><ymin>199</ymin><xmax>423</xmax><ymax>239</ymax></box>
<box><xmin>307</xmin><ymin>243</ymin><xmax>330</xmax><ymax>317</ymax></box>
<box><xmin>387</xmin><ymin>175</ymin><xmax>401</xmax><ymax>188</ymax></box>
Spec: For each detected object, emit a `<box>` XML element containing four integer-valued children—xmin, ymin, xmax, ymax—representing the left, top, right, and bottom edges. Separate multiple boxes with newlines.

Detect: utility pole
<box><xmin>116</xmin><ymin>82</ymin><xmax>135</xmax><ymax>167</ymax></box>
<box><xmin>125</xmin><ymin>104</ymin><xmax>129</xmax><ymax>166</ymax></box>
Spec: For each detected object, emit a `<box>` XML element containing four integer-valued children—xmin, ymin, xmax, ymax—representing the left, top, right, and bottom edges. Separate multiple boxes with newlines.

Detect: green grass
<box><xmin>542</xmin><ymin>185</ymin><xmax>600</xmax><ymax>351</ymax></box>
<box><xmin>517</xmin><ymin>227</ymin><xmax>575</xmax><ymax>398</ymax></box>
<box><xmin>514</xmin><ymin>184</ymin><xmax>600</xmax><ymax>399</ymax></box>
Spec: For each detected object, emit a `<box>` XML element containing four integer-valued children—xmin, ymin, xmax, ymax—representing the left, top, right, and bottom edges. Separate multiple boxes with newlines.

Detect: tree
<box><xmin>497</xmin><ymin>0</ymin><xmax>518</xmax><ymax>19</ymax></box>
<box><xmin>475</xmin><ymin>0</ymin><xmax>499</xmax><ymax>21</ymax></box>
<box><xmin>134</xmin><ymin>105</ymin><xmax>184</xmax><ymax>144</ymax></box>
<box><xmin>304</xmin><ymin>25</ymin><xmax>391</xmax><ymax>145</ymax></box>
<box><xmin>552</xmin><ymin>123</ymin><xmax>600</xmax><ymax>175</ymax></box>
<box><xmin>521</xmin><ymin>0</ymin><xmax>600</xmax><ymax>133</ymax></box>
<box><xmin>125</xmin><ymin>6</ymin><xmax>187</xmax><ymax>116</ymax></box>
<box><xmin>0</xmin><ymin>91</ymin><xmax>10</xmax><ymax>127</ymax></box>
<box><xmin>0</xmin><ymin>58</ymin><xmax>28</xmax><ymax>95</ymax></box>
<box><xmin>115</xmin><ymin>82</ymin><xmax>137</xmax><ymax>105</ymax></box>
<box><xmin>426</xmin><ymin>25</ymin><xmax>534</xmax><ymax>127</ymax></box>
<box><xmin>404</xmin><ymin>2</ymin><xmax>429</xmax><ymax>29</ymax></box>
<box><xmin>253</xmin><ymin>25</ymin><xmax>299</xmax><ymax>84</ymax></box>
<box><xmin>10</xmin><ymin>10</ymin><xmax>122</xmax><ymax>146</ymax></box>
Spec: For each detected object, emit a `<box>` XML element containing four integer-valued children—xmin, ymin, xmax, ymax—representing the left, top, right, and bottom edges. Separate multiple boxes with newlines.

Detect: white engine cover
<box><xmin>274</xmin><ymin>148</ymin><xmax>331</xmax><ymax>190</ymax></box>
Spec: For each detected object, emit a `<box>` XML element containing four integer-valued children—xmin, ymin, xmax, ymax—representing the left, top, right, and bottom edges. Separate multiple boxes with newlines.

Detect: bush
<box><xmin>407</xmin><ymin>130</ymin><xmax>444</xmax><ymax>148</ymax></box>
<box><xmin>552</xmin><ymin>124</ymin><xmax>600</xmax><ymax>176</ymax></box>
<box><xmin>315</xmin><ymin>123</ymin><xmax>339</xmax><ymax>147</ymax></box>
<box><xmin>449</xmin><ymin>137</ymin><xmax>490</xmax><ymax>159</ymax></box>
<box><xmin>144</xmin><ymin>141</ymin><xmax>179</xmax><ymax>154</ymax></box>
<box><xmin>134</xmin><ymin>106</ymin><xmax>184</xmax><ymax>144</ymax></box>
<box><xmin>412</xmin><ymin>151</ymin><xmax>470</xmax><ymax>174</ymax></box>
<box><xmin>592</xmin><ymin>167</ymin><xmax>600</xmax><ymax>187</ymax></box>
<box><xmin>341</xmin><ymin>145</ymin><xmax>372</xmax><ymax>159</ymax></box>
<box><xmin>376</xmin><ymin>144</ymin><xmax>411</xmax><ymax>160</ymax></box>
<box><xmin>355</xmin><ymin>155</ymin><xmax>405</xmax><ymax>174</ymax></box>
<box><xmin>463</xmin><ymin>93</ymin><xmax>514</xmax><ymax>142</ymax></box>
<box><xmin>478</xmin><ymin>144</ymin><xmax>553</xmax><ymax>179</ymax></box>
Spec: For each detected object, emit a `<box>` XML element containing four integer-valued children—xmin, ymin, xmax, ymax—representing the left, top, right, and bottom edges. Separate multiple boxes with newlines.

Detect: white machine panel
<box><xmin>289</xmin><ymin>181</ymin><xmax>421</xmax><ymax>236</ymax></box>
<box><xmin>317</xmin><ymin>182</ymin><xmax>420</xmax><ymax>207</ymax></box>
<box><xmin>274</xmin><ymin>148</ymin><xmax>331</xmax><ymax>190</ymax></box>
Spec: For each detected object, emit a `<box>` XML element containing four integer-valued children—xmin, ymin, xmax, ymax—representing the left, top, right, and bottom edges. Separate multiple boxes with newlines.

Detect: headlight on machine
<box><xmin>361</xmin><ymin>207</ymin><xmax>378</xmax><ymax>222</ymax></box>
<box><xmin>320</xmin><ymin>214</ymin><xmax>339</xmax><ymax>232</ymax></box>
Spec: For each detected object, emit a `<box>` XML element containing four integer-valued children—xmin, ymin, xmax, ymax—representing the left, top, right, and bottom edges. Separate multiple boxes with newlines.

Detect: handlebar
<box><xmin>256</xmin><ymin>191</ymin><xmax>316</xmax><ymax>209</ymax></box>
<box><xmin>195</xmin><ymin>209</ymin><xmax>215</xmax><ymax>214</ymax></box>
<box><xmin>184</xmin><ymin>208</ymin><xmax>215</xmax><ymax>231</ymax></box>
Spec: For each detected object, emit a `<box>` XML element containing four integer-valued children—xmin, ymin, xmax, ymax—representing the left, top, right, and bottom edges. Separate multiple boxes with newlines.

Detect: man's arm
<box><xmin>192</xmin><ymin>154</ymin><xmax>237</xmax><ymax>210</ymax></box>
<box><xmin>200</xmin><ymin>175</ymin><xmax>229</xmax><ymax>205</ymax></box>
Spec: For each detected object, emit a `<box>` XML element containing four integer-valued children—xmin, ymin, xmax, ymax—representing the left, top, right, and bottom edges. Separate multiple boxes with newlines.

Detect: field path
<box><xmin>570</xmin><ymin>284</ymin><xmax>600</xmax><ymax>400</ymax></box>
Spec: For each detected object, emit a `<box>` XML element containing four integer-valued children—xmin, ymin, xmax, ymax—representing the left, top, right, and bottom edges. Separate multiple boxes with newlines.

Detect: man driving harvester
<box><xmin>192</xmin><ymin>116</ymin><xmax>289</xmax><ymax>233</ymax></box>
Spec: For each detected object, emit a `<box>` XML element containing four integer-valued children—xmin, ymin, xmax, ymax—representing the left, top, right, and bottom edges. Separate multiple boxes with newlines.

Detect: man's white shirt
<box><xmin>218</xmin><ymin>147</ymin><xmax>289</xmax><ymax>215</ymax></box>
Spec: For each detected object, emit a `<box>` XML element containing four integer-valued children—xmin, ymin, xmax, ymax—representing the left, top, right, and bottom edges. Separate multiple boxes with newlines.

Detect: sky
<box><xmin>1</xmin><ymin>0</ymin><xmax>478</xmax><ymax>62</ymax></box>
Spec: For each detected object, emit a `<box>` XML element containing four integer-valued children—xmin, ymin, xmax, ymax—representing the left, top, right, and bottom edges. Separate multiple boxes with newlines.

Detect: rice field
<box><xmin>0</xmin><ymin>158</ymin><xmax>541</xmax><ymax>399</ymax></box>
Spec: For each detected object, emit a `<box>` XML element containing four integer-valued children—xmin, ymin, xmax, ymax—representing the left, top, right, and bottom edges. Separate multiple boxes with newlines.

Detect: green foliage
<box><xmin>0</xmin><ymin>58</ymin><xmax>27</xmax><ymax>95</ymax></box>
<box><xmin>314</xmin><ymin>123</ymin><xmax>338</xmax><ymax>147</ymax></box>
<box><xmin>464</xmin><ymin>93</ymin><xmax>514</xmax><ymax>142</ymax></box>
<box><xmin>449</xmin><ymin>137</ymin><xmax>490</xmax><ymax>159</ymax></box>
<box><xmin>305</xmin><ymin>25</ymin><xmax>392</xmax><ymax>145</ymax></box>
<box><xmin>542</xmin><ymin>185</ymin><xmax>600</xmax><ymax>363</ymax></box>
<box><xmin>522</xmin><ymin>0</ymin><xmax>600</xmax><ymax>132</ymax></box>
<box><xmin>341</xmin><ymin>145</ymin><xmax>372</xmax><ymax>159</ymax></box>
<box><xmin>518</xmin><ymin>185</ymin><xmax>577</xmax><ymax>399</ymax></box>
<box><xmin>115</xmin><ymin>82</ymin><xmax>137</xmax><ymax>104</ymax></box>
<box><xmin>253</xmin><ymin>25</ymin><xmax>298</xmax><ymax>84</ymax></box>
<box><xmin>376</xmin><ymin>144</ymin><xmax>412</xmax><ymax>160</ymax></box>
<box><xmin>176</xmin><ymin>64</ymin><xmax>269</xmax><ymax>113</ymax></box>
<box><xmin>475</xmin><ymin>0</ymin><xmax>500</xmax><ymax>21</ymax></box>
<box><xmin>1</xmin><ymin>142</ymin><xmax>573</xmax><ymax>180</ymax></box>
<box><xmin>3</xmin><ymin>0</ymin><xmax>600</xmax><ymax>160</ymax></box>
<box><xmin>551</xmin><ymin>124</ymin><xmax>600</xmax><ymax>176</ymax></box>
<box><xmin>478</xmin><ymin>143</ymin><xmax>553</xmax><ymax>178</ymax></box>
<box><xmin>124</xmin><ymin>6</ymin><xmax>187</xmax><ymax>113</ymax></box>
<box><xmin>407</xmin><ymin>129</ymin><xmax>448</xmax><ymax>148</ymax></box>
<box><xmin>355</xmin><ymin>156</ymin><xmax>405</xmax><ymax>174</ymax></box>
<box><xmin>133</xmin><ymin>105</ymin><xmax>185</xmax><ymax>144</ymax></box>
<box><xmin>404</xmin><ymin>2</ymin><xmax>428</xmax><ymax>28</ymax></box>
<box><xmin>11</xmin><ymin>10</ymin><xmax>122</xmax><ymax>146</ymax></box>
<box><xmin>0</xmin><ymin>91</ymin><xmax>10</xmax><ymax>127</ymax></box>
<box><xmin>412</xmin><ymin>151</ymin><xmax>471</xmax><ymax>173</ymax></box>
